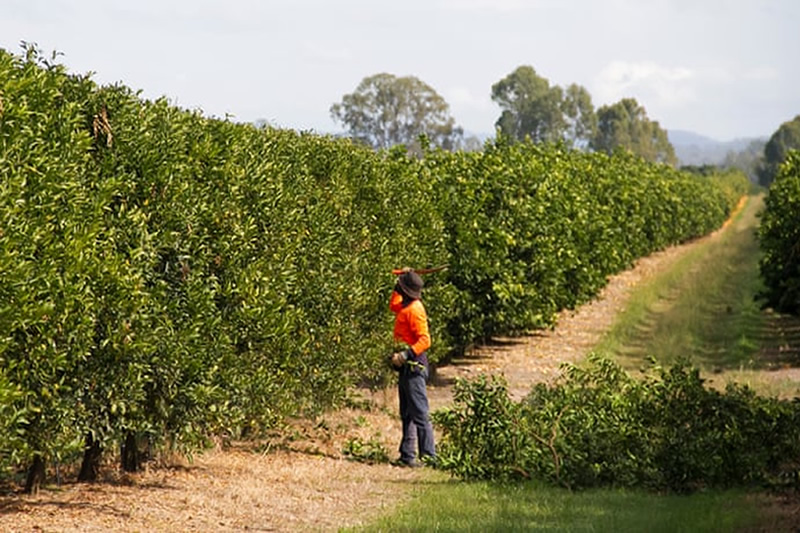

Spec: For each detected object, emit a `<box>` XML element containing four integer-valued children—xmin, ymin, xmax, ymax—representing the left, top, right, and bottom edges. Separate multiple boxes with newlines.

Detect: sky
<box><xmin>2</xmin><ymin>0</ymin><xmax>798</xmax><ymax>141</ymax></box>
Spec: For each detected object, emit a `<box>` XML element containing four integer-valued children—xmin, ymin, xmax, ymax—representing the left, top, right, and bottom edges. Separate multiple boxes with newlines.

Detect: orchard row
<box><xmin>0</xmin><ymin>48</ymin><xmax>747</xmax><ymax>490</ymax></box>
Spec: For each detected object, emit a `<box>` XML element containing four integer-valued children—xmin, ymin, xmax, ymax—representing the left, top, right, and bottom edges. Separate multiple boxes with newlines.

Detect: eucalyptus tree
<box><xmin>491</xmin><ymin>65</ymin><xmax>596</xmax><ymax>148</ymax></box>
<box><xmin>591</xmin><ymin>98</ymin><xmax>676</xmax><ymax>166</ymax></box>
<box><xmin>331</xmin><ymin>73</ymin><xmax>463</xmax><ymax>155</ymax></box>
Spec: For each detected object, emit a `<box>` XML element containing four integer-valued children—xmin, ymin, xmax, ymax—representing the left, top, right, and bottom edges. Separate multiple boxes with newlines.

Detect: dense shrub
<box><xmin>434</xmin><ymin>356</ymin><xmax>800</xmax><ymax>491</ymax></box>
<box><xmin>427</xmin><ymin>143</ymin><xmax>747</xmax><ymax>349</ymax></box>
<box><xmin>759</xmin><ymin>150</ymin><xmax>800</xmax><ymax>314</ymax></box>
<box><xmin>0</xmin><ymin>47</ymin><xmax>103</xmax><ymax>484</ymax></box>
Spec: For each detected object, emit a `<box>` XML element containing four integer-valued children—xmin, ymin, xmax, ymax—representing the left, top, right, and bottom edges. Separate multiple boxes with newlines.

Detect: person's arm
<box><xmin>406</xmin><ymin>303</ymin><xmax>431</xmax><ymax>357</ymax></box>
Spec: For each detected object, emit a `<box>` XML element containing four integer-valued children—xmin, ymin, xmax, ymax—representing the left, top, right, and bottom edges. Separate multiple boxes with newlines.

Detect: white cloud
<box><xmin>700</xmin><ymin>64</ymin><xmax>781</xmax><ymax>84</ymax></box>
<box><xmin>594</xmin><ymin>60</ymin><xmax>696</xmax><ymax>108</ymax></box>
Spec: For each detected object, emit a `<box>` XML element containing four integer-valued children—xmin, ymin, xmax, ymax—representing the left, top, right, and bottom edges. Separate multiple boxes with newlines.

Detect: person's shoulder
<box><xmin>409</xmin><ymin>299</ymin><xmax>427</xmax><ymax>316</ymax></box>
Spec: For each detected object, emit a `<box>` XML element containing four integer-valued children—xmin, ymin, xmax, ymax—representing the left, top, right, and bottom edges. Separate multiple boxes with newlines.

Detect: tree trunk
<box><xmin>121</xmin><ymin>432</ymin><xmax>140</xmax><ymax>472</ymax></box>
<box><xmin>78</xmin><ymin>433</ymin><xmax>103</xmax><ymax>482</ymax></box>
<box><xmin>24</xmin><ymin>454</ymin><xmax>46</xmax><ymax>495</ymax></box>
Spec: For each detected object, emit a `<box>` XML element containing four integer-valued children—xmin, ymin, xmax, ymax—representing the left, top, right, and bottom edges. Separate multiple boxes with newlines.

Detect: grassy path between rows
<box><xmin>350</xmin><ymin>195</ymin><xmax>800</xmax><ymax>532</ymax></box>
<box><xmin>595</xmin><ymin>194</ymin><xmax>800</xmax><ymax>398</ymax></box>
<box><xmin>351</xmin><ymin>481</ymin><xmax>760</xmax><ymax>532</ymax></box>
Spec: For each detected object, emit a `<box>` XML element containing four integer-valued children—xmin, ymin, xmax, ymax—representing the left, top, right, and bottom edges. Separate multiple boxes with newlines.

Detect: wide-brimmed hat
<box><xmin>397</xmin><ymin>271</ymin><xmax>424</xmax><ymax>300</ymax></box>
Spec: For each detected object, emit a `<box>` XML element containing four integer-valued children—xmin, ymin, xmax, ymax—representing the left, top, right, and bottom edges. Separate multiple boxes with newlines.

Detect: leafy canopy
<box><xmin>591</xmin><ymin>98</ymin><xmax>677</xmax><ymax>166</ymax></box>
<box><xmin>491</xmin><ymin>65</ymin><xmax>596</xmax><ymax>148</ymax></box>
<box><xmin>757</xmin><ymin>115</ymin><xmax>800</xmax><ymax>186</ymax></box>
<box><xmin>330</xmin><ymin>72</ymin><xmax>463</xmax><ymax>155</ymax></box>
<box><xmin>759</xmin><ymin>150</ymin><xmax>800</xmax><ymax>313</ymax></box>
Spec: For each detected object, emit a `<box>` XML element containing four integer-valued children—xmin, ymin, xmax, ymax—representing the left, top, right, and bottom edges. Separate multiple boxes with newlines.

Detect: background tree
<box><xmin>491</xmin><ymin>66</ymin><xmax>596</xmax><ymax>148</ymax></box>
<box><xmin>492</xmin><ymin>66</ymin><xmax>565</xmax><ymax>143</ymax></box>
<box><xmin>757</xmin><ymin>115</ymin><xmax>800</xmax><ymax>186</ymax></box>
<box><xmin>591</xmin><ymin>98</ymin><xmax>677</xmax><ymax>166</ymax></box>
<box><xmin>457</xmin><ymin>134</ymin><xmax>485</xmax><ymax>152</ymax></box>
<box><xmin>562</xmin><ymin>83</ymin><xmax>597</xmax><ymax>149</ymax></box>
<box><xmin>330</xmin><ymin>73</ymin><xmax>463</xmax><ymax>155</ymax></box>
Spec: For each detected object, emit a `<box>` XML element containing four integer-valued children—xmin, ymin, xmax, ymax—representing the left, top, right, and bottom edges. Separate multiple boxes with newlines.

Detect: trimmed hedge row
<box><xmin>759</xmin><ymin>151</ymin><xmax>800</xmax><ymax>314</ymax></box>
<box><xmin>427</xmin><ymin>142</ymin><xmax>747</xmax><ymax>348</ymax></box>
<box><xmin>0</xmin><ymin>47</ymin><xmax>747</xmax><ymax>486</ymax></box>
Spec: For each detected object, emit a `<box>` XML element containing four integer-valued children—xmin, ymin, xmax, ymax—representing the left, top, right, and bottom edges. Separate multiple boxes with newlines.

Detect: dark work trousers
<box><xmin>398</xmin><ymin>359</ymin><xmax>436</xmax><ymax>463</ymax></box>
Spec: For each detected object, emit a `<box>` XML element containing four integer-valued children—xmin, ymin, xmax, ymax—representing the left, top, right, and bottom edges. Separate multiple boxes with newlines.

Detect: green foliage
<box><xmin>0</xmin><ymin>369</ymin><xmax>26</xmax><ymax>474</ymax></box>
<box><xmin>491</xmin><ymin>65</ymin><xmax>596</xmax><ymax>147</ymax></box>
<box><xmin>0</xmin><ymin>47</ymin><xmax>444</xmax><ymax>480</ymax></box>
<box><xmin>759</xmin><ymin>151</ymin><xmax>800</xmax><ymax>313</ymax></box>
<box><xmin>342</xmin><ymin>436</ymin><xmax>390</xmax><ymax>464</ymax></box>
<box><xmin>435</xmin><ymin>356</ymin><xmax>800</xmax><ymax>491</ymax></box>
<box><xmin>757</xmin><ymin>115</ymin><xmax>800</xmax><ymax>186</ymax></box>
<box><xmin>330</xmin><ymin>73</ymin><xmax>463</xmax><ymax>155</ymax></box>
<box><xmin>592</xmin><ymin>98</ymin><xmax>677</xmax><ymax>166</ymax></box>
<box><xmin>432</xmin><ymin>375</ymin><xmax>526</xmax><ymax>480</ymax></box>
<box><xmin>707</xmin><ymin>168</ymin><xmax>752</xmax><ymax>207</ymax></box>
<box><xmin>0</xmin><ymin>44</ymin><xmax>102</xmax><ymax>473</ymax></box>
<box><xmin>426</xmin><ymin>144</ymin><xmax>744</xmax><ymax>348</ymax></box>
<box><xmin>0</xmin><ymin>47</ymin><xmax>746</xmax><ymax>485</ymax></box>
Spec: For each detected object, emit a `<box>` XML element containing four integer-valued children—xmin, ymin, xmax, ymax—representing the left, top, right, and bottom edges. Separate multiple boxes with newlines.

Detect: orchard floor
<box><xmin>3</xmin><ymin>197</ymin><xmax>800</xmax><ymax>532</ymax></box>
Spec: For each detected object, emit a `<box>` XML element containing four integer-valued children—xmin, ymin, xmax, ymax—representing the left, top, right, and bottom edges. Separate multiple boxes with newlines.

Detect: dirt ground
<box><xmin>2</xmin><ymin>198</ymin><xmax>799</xmax><ymax>532</ymax></box>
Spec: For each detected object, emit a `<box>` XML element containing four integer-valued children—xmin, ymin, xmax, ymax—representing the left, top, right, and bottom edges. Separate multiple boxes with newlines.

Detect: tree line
<box><xmin>715</xmin><ymin>116</ymin><xmax>800</xmax><ymax>186</ymax></box>
<box><xmin>331</xmin><ymin>66</ymin><xmax>676</xmax><ymax>164</ymax></box>
<box><xmin>330</xmin><ymin>68</ymin><xmax>800</xmax><ymax>184</ymax></box>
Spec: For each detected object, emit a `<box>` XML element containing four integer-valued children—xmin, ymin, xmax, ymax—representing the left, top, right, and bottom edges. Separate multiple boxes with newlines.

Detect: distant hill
<box><xmin>668</xmin><ymin>130</ymin><xmax>719</xmax><ymax>148</ymax></box>
<box><xmin>668</xmin><ymin>130</ymin><xmax>766</xmax><ymax>167</ymax></box>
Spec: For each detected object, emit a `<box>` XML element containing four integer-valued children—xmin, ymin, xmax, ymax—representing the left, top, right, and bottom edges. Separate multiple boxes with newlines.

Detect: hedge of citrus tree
<box><xmin>0</xmin><ymin>47</ymin><xmax>747</xmax><ymax>490</ymax></box>
<box><xmin>759</xmin><ymin>150</ymin><xmax>800</xmax><ymax>314</ymax></box>
<box><xmin>425</xmin><ymin>142</ymin><xmax>747</xmax><ymax>349</ymax></box>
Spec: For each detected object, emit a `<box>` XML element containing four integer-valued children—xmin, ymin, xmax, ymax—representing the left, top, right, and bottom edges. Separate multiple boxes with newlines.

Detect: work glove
<box><xmin>390</xmin><ymin>350</ymin><xmax>409</xmax><ymax>369</ymax></box>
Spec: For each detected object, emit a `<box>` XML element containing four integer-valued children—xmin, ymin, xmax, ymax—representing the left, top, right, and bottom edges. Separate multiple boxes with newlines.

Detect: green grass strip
<box><xmin>592</xmin><ymin>193</ymin><xmax>800</xmax><ymax>397</ymax></box>
<box><xmin>347</xmin><ymin>477</ymin><xmax>759</xmax><ymax>532</ymax></box>
<box><xmin>593</xmin><ymin>195</ymin><xmax>766</xmax><ymax>371</ymax></box>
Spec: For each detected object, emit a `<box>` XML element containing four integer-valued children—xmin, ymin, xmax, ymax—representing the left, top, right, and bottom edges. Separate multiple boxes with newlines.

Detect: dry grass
<box><xmin>0</xmin><ymin>422</ymin><xmax>442</xmax><ymax>532</ymax></box>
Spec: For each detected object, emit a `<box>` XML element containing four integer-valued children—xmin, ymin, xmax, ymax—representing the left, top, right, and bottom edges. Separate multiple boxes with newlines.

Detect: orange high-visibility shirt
<box><xmin>389</xmin><ymin>291</ymin><xmax>431</xmax><ymax>356</ymax></box>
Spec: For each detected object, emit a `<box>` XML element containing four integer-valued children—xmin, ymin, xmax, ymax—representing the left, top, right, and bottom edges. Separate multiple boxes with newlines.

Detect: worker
<box><xmin>389</xmin><ymin>270</ymin><xmax>436</xmax><ymax>467</ymax></box>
